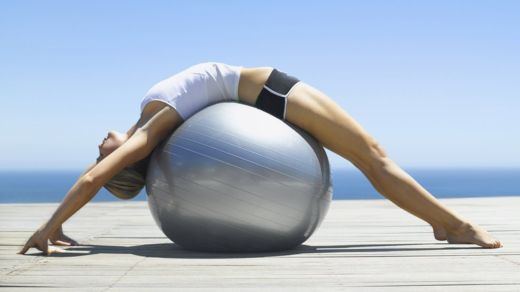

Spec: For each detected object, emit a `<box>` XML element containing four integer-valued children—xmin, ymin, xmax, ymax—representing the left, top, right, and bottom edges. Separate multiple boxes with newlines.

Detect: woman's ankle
<box><xmin>443</xmin><ymin>219</ymin><xmax>472</xmax><ymax>234</ymax></box>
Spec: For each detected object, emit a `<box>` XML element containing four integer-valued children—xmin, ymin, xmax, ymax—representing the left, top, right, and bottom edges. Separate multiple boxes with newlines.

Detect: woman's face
<box><xmin>97</xmin><ymin>130</ymin><xmax>127</xmax><ymax>162</ymax></box>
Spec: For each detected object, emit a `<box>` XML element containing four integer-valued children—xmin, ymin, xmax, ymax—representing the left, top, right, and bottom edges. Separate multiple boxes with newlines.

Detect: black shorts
<box><xmin>254</xmin><ymin>69</ymin><xmax>300</xmax><ymax>120</ymax></box>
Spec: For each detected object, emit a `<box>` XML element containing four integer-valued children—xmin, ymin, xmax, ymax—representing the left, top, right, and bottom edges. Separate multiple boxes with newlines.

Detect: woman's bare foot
<box><xmin>446</xmin><ymin>222</ymin><xmax>502</xmax><ymax>248</ymax></box>
<box><xmin>432</xmin><ymin>225</ymin><xmax>447</xmax><ymax>241</ymax></box>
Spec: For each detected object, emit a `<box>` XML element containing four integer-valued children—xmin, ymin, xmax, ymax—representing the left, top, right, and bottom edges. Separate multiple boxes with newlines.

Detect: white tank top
<box><xmin>140</xmin><ymin>62</ymin><xmax>242</xmax><ymax>119</ymax></box>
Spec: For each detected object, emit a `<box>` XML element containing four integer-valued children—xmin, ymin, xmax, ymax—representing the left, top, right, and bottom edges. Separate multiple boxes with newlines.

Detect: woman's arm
<box><xmin>40</xmin><ymin>161</ymin><xmax>98</xmax><ymax>248</ymax></box>
<box><xmin>126</xmin><ymin>122</ymin><xmax>138</xmax><ymax>137</ymax></box>
<box><xmin>19</xmin><ymin>106</ymin><xmax>180</xmax><ymax>255</ymax></box>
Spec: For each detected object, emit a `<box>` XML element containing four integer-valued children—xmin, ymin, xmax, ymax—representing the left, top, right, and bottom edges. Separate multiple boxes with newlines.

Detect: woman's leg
<box><xmin>284</xmin><ymin>82</ymin><xmax>502</xmax><ymax>248</ymax></box>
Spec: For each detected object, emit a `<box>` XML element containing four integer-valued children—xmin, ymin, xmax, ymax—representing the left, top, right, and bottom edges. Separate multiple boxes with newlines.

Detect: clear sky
<box><xmin>1</xmin><ymin>1</ymin><xmax>519</xmax><ymax>170</ymax></box>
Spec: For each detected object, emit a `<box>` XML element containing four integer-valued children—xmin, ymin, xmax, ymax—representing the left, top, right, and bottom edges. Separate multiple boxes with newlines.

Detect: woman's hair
<box><xmin>103</xmin><ymin>156</ymin><xmax>151</xmax><ymax>200</ymax></box>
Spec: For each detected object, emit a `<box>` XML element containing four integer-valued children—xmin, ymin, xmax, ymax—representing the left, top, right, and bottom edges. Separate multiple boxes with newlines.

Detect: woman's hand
<box><xmin>18</xmin><ymin>227</ymin><xmax>67</xmax><ymax>255</ymax></box>
<box><xmin>49</xmin><ymin>225</ymin><xmax>78</xmax><ymax>246</ymax></box>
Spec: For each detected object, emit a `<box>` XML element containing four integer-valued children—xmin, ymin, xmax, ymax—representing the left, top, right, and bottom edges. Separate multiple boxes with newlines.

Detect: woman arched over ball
<box><xmin>19</xmin><ymin>62</ymin><xmax>502</xmax><ymax>255</ymax></box>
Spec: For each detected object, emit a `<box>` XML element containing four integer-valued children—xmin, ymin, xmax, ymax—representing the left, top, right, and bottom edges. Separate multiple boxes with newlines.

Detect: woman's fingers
<box><xmin>18</xmin><ymin>230</ymin><xmax>51</xmax><ymax>255</ymax></box>
<box><xmin>50</xmin><ymin>233</ymin><xmax>78</xmax><ymax>246</ymax></box>
<box><xmin>60</xmin><ymin>233</ymin><xmax>78</xmax><ymax>246</ymax></box>
<box><xmin>50</xmin><ymin>240</ymin><xmax>69</xmax><ymax>246</ymax></box>
<box><xmin>18</xmin><ymin>234</ymin><xmax>41</xmax><ymax>254</ymax></box>
<box><xmin>18</xmin><ymin>230</ymin><xmax>77</xmax><ymax>256</ymax></box>
<box><xmin>18</xmin><ymin>240</ymin><xmax>65</xmax><ymax>255</ymax></box>
<box><xmin>17</xmin><ymin>240</ymin><xmax>33</xmax><ymax>255</ymax></box>
<box><xmin>51</xmin><ymin>239</ymin><xmax>77</xmax><ymax>246</ymax></box>
<box><xmin>20</xmin><ymin>227</ymin><xmax>76</xmax><ymax>255</ymax></box>
<box><xmin>47</xmin><ymin>246</ymin><xmax>66</xmax><ymax>255</ymax></box>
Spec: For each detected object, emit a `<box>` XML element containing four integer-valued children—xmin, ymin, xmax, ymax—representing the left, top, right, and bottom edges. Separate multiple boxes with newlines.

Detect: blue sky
<box><xmin>1</xmin><ymin>1</ymin><xmax>518</xmax><ymax>170</ymax></box>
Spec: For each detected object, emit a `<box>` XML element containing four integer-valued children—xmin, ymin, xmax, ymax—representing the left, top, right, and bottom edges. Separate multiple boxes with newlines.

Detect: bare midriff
<box><xmin>237</xmin><ymin>67</ymin><xmax>274</xmax><ymax>106</ymax></box>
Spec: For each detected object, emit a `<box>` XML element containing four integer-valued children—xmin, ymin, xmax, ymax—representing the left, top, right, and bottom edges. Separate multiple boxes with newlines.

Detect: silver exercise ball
<box><xmin>146</xmin><ymin>102</ymin><xmax>332</xmax><ymax>252</ymax></box>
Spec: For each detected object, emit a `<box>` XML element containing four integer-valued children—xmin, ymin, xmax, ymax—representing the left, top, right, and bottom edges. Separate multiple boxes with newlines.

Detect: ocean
<box><xmin>0</xmin><ymin>168</ymin><xmax>518</xmax><ymax>203</ymax></box>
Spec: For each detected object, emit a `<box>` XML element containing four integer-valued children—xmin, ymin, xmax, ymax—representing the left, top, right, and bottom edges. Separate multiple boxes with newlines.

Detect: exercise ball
<box><xmin>145</xmin><ymin>102</ymin><xmax>332</xmax><ymax>252</ymax></box>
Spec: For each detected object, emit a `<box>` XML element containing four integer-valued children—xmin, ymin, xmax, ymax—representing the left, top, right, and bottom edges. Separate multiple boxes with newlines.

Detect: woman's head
<box><xmin>97</xmin><ymin>130</ymin><xmax>150</xmax><ymax>200</ymax></box>
<box><xmin>97</xmin><ymin>130</ymin><xmax>128</xmax><ymax>162</ymax></box>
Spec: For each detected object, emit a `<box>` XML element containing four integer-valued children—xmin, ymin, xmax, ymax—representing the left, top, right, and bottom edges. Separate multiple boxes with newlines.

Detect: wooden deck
<box><xmin>1</xmin><ymin>197</ymin><xmax>519</xmax><ymax>291</ymax></box>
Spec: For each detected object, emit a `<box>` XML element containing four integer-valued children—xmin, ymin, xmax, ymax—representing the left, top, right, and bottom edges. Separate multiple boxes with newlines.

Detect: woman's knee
<box><xmin>368</xmin><ymin>140</ymin><xmax>388</xmax><ymax>161</ymax></box>
<box><xmin>355</xmin><ymin>139</ymin><xmax>392</xmax><ymax>175</ymax></box>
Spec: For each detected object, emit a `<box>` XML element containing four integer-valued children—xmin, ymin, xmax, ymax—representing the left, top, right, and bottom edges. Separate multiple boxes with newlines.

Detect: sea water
<box><xmin>0</xmin><ymin>168</ymin><xmax>518</xmax><ymax>203</ymax></box>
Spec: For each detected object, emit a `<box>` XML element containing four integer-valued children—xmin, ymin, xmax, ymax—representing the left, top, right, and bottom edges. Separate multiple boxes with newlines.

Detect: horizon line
<box><xmin>1</xmin><ymin>166</ymin><xmax>520</xmax><ymax>172</ymax></box>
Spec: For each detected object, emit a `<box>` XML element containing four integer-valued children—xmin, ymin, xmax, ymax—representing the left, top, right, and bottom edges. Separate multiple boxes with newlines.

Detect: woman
<box><xmin>19</xmin><ymin>62</ymin><xmax>502</xmax><ymax>255</ymax></box>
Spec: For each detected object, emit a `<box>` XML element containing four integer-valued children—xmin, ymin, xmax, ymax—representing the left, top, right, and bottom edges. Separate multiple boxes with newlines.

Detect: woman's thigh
<box><xmin>237</xmin><ymin>67</ymin><xmax>386</xmax><ymax>169</ymax></box>
<box><xmin>286</xmin><ymin>82</ymin><xmax>387</xmax><ymax>169</ymax></box>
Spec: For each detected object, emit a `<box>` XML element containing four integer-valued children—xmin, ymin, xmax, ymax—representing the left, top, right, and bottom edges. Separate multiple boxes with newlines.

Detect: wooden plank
<box><xmin>0</xmin><ymin>197</ymin><xmax>519</xmax><ymax>291</ymax></box>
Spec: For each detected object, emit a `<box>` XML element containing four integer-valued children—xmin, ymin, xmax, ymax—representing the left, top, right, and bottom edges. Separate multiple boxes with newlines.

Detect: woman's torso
<box><xmin>140</xmin><ymin>63</ymin><xmax>273</xmax><ymax>122</ymax></box>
